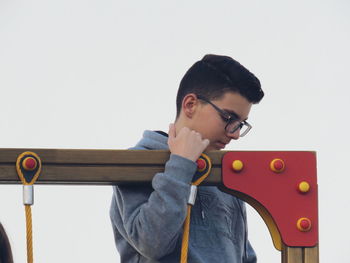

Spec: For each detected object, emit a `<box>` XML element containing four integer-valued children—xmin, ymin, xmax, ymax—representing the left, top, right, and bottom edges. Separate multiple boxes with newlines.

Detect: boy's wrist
<box><xmin>170</xmin><ymin>153</ymin><xmax>196</xmax><ymax>164</ymax></box>
<box><xmin>165</xmin><ymin>154</ymin><xmax>198</xmax><ymax>183</ymax></box>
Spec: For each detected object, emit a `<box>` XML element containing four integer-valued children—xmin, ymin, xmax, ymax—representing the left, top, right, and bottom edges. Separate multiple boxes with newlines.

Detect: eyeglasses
<box><xmin>197</xmin><ymin>95</ymin><xmax>252</xmax><ymax>137</ymax></box>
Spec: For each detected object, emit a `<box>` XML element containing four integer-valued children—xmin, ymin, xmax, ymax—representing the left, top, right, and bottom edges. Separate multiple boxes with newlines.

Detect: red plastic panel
<box><xmin>222</xmin><ymin>151</ymin><xmax>318</xmax><ymax>247</ymax></box>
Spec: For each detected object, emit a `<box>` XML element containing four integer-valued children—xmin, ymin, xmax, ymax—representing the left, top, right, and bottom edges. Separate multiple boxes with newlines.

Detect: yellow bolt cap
<box><xmin>298</xmin><ymin>181</ymin><xmax>310</xmax><ymax>193</ymax></box>
<box><xmin>232</xmin><ymin>160</ymin><xmax>243</xmax><ymax>172</ymax></box>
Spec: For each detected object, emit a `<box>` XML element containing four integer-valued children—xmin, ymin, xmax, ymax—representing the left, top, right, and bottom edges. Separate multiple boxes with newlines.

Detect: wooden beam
<box><xmin>0</xmin><ymin>149</ymin><xmax>223</xmax><ymax>185</ymax></box>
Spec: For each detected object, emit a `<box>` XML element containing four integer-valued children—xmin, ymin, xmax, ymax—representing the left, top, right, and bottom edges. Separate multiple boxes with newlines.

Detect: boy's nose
<box><xmin>227</xmin><ymin>129</ymin><xmax>240</xmax><ymax>140</ymax></box>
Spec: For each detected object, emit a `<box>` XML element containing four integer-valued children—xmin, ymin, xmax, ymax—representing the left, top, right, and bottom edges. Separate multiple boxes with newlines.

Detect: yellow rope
<box><xmin>16</xmin><ymin>152</ymin><xmax>42</xmax><ymax>263</ymax></box>
<box><xmin>25</xmin><ymin>205</ymin><xmax>34</xmax><ymax>263</ymax></box>
<box><xmin>180</xmin><ymin>154</ymin><xmax>211</xmax><ymax>263</ymax></box>
<box><xmin>180</xmin><ymin>205</ymin><xmax>192</xmax><ymax>263</ymax></box>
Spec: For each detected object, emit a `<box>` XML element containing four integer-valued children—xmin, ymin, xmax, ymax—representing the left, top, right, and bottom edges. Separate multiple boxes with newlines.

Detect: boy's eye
<box><xmin>220</xmin><ymin>115</ymin><xmax>230</xmax><ymax>123</ymax></box>
<box><xmin>220</xmin><ymin>113</ymin><xmax>239</xmax><ymax>123</ymax></box>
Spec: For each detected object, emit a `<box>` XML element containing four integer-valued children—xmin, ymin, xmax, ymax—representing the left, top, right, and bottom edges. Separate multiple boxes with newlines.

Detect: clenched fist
<box><xmin>168</xmin><ymin>123</ymin><xmax>210</xmax><ymax>162</ymax></box>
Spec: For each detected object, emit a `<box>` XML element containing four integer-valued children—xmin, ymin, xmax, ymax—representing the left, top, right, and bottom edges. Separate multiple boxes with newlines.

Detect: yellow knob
<box><xmin>298</xmin><ymin>181</ymin><xmax>310</xmax><ymax>193</ymax></box>
<box><xmin>232</xmin><ymin>160</ymin><xmax>244</xmax><ymax>172</ymax></box>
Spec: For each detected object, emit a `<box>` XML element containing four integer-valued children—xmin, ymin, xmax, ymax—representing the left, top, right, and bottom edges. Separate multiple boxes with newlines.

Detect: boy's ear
<box><xmin>182</xmin><ymin>93</ymin><xmax>198</xmax><ymax>118</ymax></box>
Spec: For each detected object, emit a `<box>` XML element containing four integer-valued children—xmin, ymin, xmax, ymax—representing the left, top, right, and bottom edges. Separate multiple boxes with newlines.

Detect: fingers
<box><xmin>168</xmin><ymin>126</ymin><xmax>210</xmax><ymax>162</ymax></box>
<box><xmin>168</xmin><ymin>123</ymin><xmax>176</xmax><ymax>139</ymax></box>
<box><xmin>202</xmin><ymin>138</ymin><xmax>210</xmax><ymax>148</ymax></box>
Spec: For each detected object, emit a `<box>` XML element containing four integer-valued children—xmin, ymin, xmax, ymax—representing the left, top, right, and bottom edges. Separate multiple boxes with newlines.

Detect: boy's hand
<box><xmin>168</xmin><ymin>123</ymin><xmax>210</xmax><ymax>162</ymax></box>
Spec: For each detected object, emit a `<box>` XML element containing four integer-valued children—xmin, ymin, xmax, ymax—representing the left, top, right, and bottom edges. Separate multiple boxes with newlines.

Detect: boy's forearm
<box><xmin>111</xmin><ymin>154</ymin><xmax>197</xmax><ymax>259</ymax></box>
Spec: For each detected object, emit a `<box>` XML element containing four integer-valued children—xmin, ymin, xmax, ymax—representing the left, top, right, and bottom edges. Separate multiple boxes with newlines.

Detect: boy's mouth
<box><xmin>215</xmin><ymin>141</ymin><xmax>226</xmax><ymax>149</ymax></box>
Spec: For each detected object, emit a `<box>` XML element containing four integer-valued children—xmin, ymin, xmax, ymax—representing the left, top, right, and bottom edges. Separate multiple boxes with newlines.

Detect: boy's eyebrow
<box><xmin>223</xmin><ymin>109</ymin><xmax>241</xmax><ymax>119</ymax></box>
<box><xmin>223</xmin><ymin>109</ymin><xmax>249</xmax><ymax>121</ymax></box>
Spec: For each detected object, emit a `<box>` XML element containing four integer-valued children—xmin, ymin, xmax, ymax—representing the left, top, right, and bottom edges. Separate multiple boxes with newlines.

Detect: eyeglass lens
<box><xmin>226</xmin><ymin>121</ymin><xmax>250</xmax><ymax>136</ymax></box>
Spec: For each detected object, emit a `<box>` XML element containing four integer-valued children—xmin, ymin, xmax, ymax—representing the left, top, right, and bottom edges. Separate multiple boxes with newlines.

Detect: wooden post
<box><xmin>304</xmin><ymin>245</ymin><xmax>319</xmax><ymax>263</ymax></box>
<box><xmin>282</xmin><ymin>246</ymin><xmax>303</xmax><ymax>263</ymax></box>
<box><xmin>281</xmin><ymin>245</ymin><xmax>319</xmax><ymax>263</ymax></box>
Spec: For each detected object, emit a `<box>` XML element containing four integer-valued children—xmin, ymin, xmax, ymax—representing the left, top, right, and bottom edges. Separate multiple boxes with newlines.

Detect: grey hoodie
<box><xmin>110</xmin><ymin>130</ymin><xmax>257</xmax><ymax>263</ymax></box>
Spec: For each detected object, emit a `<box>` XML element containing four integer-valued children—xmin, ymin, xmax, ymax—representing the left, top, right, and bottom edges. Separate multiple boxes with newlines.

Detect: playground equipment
<box><xmin>0</xmin><ymin>148</ymin><xmax>318</xmax><ymax>263</ymax></box>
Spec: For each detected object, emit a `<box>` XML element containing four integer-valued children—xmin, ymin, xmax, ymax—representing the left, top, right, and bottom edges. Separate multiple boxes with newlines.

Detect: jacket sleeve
<box><xmin>110</xmin><ymin>153</ymin><xmax>197</xmax><ymax>260</ymax></box>
<box><xmin>244</xmin><ymin>240</ymin><xmax>257</xmax><ymax>263</ymax></box>
<box><xmin>241</xmin><ymin>201</ymin><xmax>257</xmax><ymax>263</ymax></box>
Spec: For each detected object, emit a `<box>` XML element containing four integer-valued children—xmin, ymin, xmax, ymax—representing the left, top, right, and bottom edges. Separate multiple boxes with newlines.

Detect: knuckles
<box><xmin>170</xmin><ymin>126</ymin><xmax>208</xmax><ymax>148</ymax></box>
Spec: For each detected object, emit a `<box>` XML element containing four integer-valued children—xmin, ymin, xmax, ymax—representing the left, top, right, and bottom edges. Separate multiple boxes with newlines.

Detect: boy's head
<box><xmin>175</xmin><ymin>54</ymin><xmax>264</xmax><ymax>151</ymax></box>
<box><xmin>176</xmin><ymin>54</ymin><xmax>264</xmax><ymax>118</ymax></box>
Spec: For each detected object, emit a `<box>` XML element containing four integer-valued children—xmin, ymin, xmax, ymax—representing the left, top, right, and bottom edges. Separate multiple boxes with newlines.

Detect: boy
<box><xmin>110</xmin><ymin>54</ymin><xmax>264</xmax><ymax>262</ymax></box>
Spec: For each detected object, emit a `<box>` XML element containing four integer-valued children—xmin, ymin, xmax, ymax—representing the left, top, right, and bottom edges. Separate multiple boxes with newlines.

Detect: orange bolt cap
<box><xmin>196</xmin><ymin>158</ymin><xmax>206</xmax><ymax>172</ymax></box>
<box><xmin>232</xmin><ymin>160</ymin><xmax>244</xmax><ymax>172</ymax></box>
<box><xmin>298</xmin><ymin>181</ymin><xmax>310</xmax><ymax>193</ymax></box>
<box><xmin>270</xmin><ymin>158</ymin><xmax>285</xmax><ymax>173</ymax></box>
<box><xmin>297</xmin><ymin>217</ymin><xmax>312</xmax><ymax>232</ymax></box>
<box><xmin>23</xmin><ymin>157</ymin><xmax>37</xmax><ymax>171</ymax></box>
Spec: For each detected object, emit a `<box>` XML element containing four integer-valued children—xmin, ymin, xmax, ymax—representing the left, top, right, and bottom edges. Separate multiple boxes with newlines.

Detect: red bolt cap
<box><xmin>297</xmin><ymin>217</ymin><xmax>312</xmax><ymax>232</ymax></box>
<box><xmin>270</xmin><ymin>158</ymin><xmax>285</xmax><ymax>173</ymax></box>
<box><xmin>196</xmin><ymin>158</ymin><xmax>207</xmax><ymax>172</ymax></box>
<box><xmin>23</xmin><ymin>157</ymin><xmax>37</xmax><ymax>171</ymax></box>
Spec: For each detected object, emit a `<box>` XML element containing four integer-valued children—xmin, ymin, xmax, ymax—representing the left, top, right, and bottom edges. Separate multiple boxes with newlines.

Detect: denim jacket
<box><xmin>110</xmin><ymin>130</ymin><xmax>256</xmax><ymax>263</ymax></box>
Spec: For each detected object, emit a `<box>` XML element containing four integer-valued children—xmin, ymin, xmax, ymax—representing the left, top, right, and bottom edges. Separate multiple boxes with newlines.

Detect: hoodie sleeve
<box><xmin>244</xmin><ymin>240</ymin><xmax>257</xmax><ymax>263</ymax></box>
<box><xmin>110</xmin><ymin>153</ymin><xmax>197</xmax><ymax>260</ymax></box>
<box><xmin>240</xmin><ymin>201</ymin><xmax>257</xmax><ymax>263</ymax></box>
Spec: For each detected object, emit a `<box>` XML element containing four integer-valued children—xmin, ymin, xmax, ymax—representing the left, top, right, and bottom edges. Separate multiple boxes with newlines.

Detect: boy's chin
<box><xmin>205</xmin><ymin>145</ymin><xmax>223</xmax><ymax>151</ymax></box>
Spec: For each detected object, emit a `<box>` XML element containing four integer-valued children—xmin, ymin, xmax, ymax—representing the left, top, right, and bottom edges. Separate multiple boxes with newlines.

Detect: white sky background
<box><xmin>0</xmin><ymin>0</ymin><xmax>349</xmax><ymax>262</ymax></box>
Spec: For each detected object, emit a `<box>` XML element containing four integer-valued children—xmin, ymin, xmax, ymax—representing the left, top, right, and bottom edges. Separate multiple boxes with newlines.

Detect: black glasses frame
<box><xmin>196</xmin><ymin>95</ymin><xmax>252</xmax><ymax>137</ymax></box>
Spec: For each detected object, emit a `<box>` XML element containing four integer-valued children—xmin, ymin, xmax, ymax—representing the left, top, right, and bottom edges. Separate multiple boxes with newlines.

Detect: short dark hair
<box><xmin>176</xmin><ymin>54</ymin><xmax>264</xmax><ymax>118</ymax></box>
